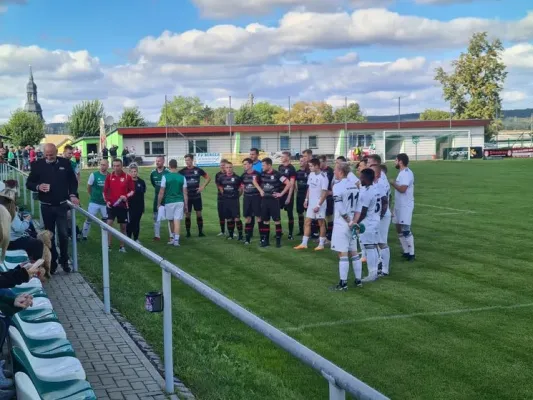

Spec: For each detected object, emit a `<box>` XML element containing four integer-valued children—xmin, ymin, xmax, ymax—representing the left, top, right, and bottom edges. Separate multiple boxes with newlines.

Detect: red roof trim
<box><xmin>118</xmin><ymin>120</ymin><xmax>489</xmax><ymax>137</ymax></box>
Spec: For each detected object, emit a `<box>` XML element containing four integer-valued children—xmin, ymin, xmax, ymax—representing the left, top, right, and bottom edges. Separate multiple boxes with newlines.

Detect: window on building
<box><xmin>365</xmin><ymin>134</ymin><xmax>374</xmax><ymax>147</ymax></box>
<box><xmin>251</xmin><ymin>136</ymin><xmax>261</xmax><ymax>150</ymax></box>
<box><xmin>144</xmin><ymin>141</ymin><xmax>165</xmax><ymax>155</ymax></box>
<box><xmin>308</xmin><ymin>136</ymin><xmax>318</xmax><ymax>149</ymax></box>
<box><xmin>280</xmin><ymin>136</ymin><xmax>290</xmax><ymax>151</ymax></box>
<box><xmin>188</xmin><ymin>139</ymin><xmax>209</xmax><ymax>154</ymax></box>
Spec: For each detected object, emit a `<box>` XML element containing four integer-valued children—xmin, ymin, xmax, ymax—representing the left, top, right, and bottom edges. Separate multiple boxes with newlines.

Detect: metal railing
<box><xmin>2</xmin><ymin>162</ymin><xmax>389</xmax><ymax>400</ymax></box>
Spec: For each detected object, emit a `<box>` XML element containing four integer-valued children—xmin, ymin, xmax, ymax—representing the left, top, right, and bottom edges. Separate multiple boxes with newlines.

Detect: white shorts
<box><xmin>331</xmin><ymin>222</ymin><xmax>358</xmax><ymax>253</ymax></box>
<box><xmin>305</xmin><ymin>201</ymin><xmax>327</xmax><ymax>220</ymax></box>
<box><xmin>379</xmin><ymin>213</ymin><xmax>391</xmax><ymax>244</ymax></box>
<box><xmin>359</xmin><ymin>221</ymin><xmax>379</xmax><ymax>245</ymax></box>
<box><xmin>392</xmin><ymin>206</ymin><xmax>413</xmax><ymax>226</ymax></box>
<box><xmin>165</xmin><ymin>202</ymin><xmax>185</xmax><ymax>221</ymax></box>
<box><xmin>88</xmin><ymin>202</ymin><xmax>108</xmax><ymax>219</ymax></box>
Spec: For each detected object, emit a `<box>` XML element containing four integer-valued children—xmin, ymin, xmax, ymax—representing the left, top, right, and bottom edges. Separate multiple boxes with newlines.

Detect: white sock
<box><xmin>406</xmin><ymin>234</ymin><xmax>415</xmax><ymax>255</ymax></box>
<box><xmin>319</xmin><ymin>237</ymin><xmax>326</xmax><ymax>246</ymax></box>
<box><xmin>360</xmin><ymin>242</ymin><xmax>367</xmax><ymax>258</ymax></box>
<box><xmin>174</xmin><ymin>234</ymin><xmax>180</xmax><ymax>242</ymax></box>
<box><xmin>154</xmin><ymin>221</ymin><xmax>161</xmax><ymax>238</ymax></box>
<box><xmin>366</xmin><ymin>248</ymin><xmax>379</xmax><ymax>279</ymax></box>
<box><xmin>352</xmin><ymin>255</ymin><xmax>362</xmax><ymax>280</ymax></box>
<box><xmin>339</xmin><ymin>257</ymin><xmax>349</xmax><ymax>281</ymax></box>
<box><xmin>398</xmin><ymin>235</ymin><xmax>408</xmax><ymax>253</ymax></box>
<box><xmin>302</xmin><ymin>236</ymin><xmax>309</xmax><ymax>245</ymax></box>
<box><xmin>82</xmin><ymin>221</ymin><xmax>90</xmax><ymax>238</ymax></box>
<box><xmin>380</xmin><ymin>246</ymin><xmax>390</xmax><ymax>274</ymax></box>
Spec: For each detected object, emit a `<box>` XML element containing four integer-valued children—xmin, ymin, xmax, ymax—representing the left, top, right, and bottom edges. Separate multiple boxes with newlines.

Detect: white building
<box><xmin>108</xmin><ymin>119</ymin><xmax>488</xmax><ymax>165</ymax></box>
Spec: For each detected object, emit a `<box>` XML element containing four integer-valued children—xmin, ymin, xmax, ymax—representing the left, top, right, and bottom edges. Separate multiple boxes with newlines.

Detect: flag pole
<box><xmin>165</xmin><ymin>95</ymin><xmax>168</xmax><ymax>157</ymax></box>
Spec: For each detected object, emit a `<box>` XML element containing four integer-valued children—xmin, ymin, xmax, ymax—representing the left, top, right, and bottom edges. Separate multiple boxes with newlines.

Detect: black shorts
<box><xmin>262</xmin><ymin>197</ymin><xmax>281</xmax><ymax>222</ymax></box>
<box><xmin>107</xmin><ymin>206</ymin><xmax>129</xmax><ymax>224</ymax></box>
<box><xmin>223</xmin><ymin>197</ymin><xmax>240</xmax><ymax>219</ymax></box>
<box><xmin>187</xmin><ymin>197</ymin><xmax>203</xmax><ymax>212</ymax></box>
<box><xmin>326</xmin><ymin>197</ymin><xmax>334</xmax><ymax>217</ymax></box>
<box><xmin>217</xmin><ymin>197</ymin><xmax>224</xmax><ymax>220</ymax></box>
<box><xmin>279</xmin><ymin>193</ymin><xmax>294</xmax><ymax>212</ymax></box>
<box><xmin>243</xmin><ymin>196</ymin><xmax>262</xmax><ymax>218</ymax></box>
<box><xmin>296</xmin><ymin>193</ymin><xmax>306</xmax><ymax>214</ymax></box>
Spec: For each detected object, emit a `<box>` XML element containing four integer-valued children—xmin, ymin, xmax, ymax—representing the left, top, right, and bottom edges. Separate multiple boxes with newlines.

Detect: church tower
<box><xmin>24</xmin><ymin>65</ymin><xmax>43</xmax><ymax>120</ymax></box>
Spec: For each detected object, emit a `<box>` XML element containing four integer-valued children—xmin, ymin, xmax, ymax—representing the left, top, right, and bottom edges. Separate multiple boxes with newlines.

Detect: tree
<box><xmin>198</xmin><ymin>105</ymin><xmax>214</xmax><ymax>125</ymax></box>
<box><xmin>434</xmin><ymin>32</ymin><xmax>507</xmax><ymax>139</ymax></box>
<box><xmin>419</xmin><ymin>108</ymin><xmax>451</xmax><ymax>121</ymax></box>
<box><xmin>68</xmin><ymin>100</ymin><xmax>106</xmax><ymax>139</ymax></box>
<box><xmin>273</xmin><ymin>101</ymin><xmax>335</xmax><ymax>124</ymax></box>
<box><xmin>118</xmin><ymin>107</ymin><xmax>146</xmax><ymax>127</ymax></box>
<box><xmin>158</xmin><ymin>96</ymin><xmax>204</xmax><ymax>126</ymax></box>
<box><xmin>1</xmin><ymin>109</ymin><xmax>45</xmax><ymax>146</ymax></box>
<box><xmin>235</xmin><ymin>105</ymin><xmax>261</xmax><ymax>125</ymax></box>
<box><xmin>212</xmin><ymin>107</ymin><xmax>232</xmax><ymax>125</ymax></box>
<box><xmin>253</xmin><ymin>102</ymin><xmax>284</xmax><ymax>125</ymax></box>
<box><xmin>333</xmin><ymin>102</ymin><xmax>366</xmax><ymax>123</ymax></box>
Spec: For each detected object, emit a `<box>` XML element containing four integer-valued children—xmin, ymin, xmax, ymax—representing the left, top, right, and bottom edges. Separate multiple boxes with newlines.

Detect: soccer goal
<box><xmin>381</xmin><ymin>130</ymin><xmax>478</xmax><ymax>161</ymax></box>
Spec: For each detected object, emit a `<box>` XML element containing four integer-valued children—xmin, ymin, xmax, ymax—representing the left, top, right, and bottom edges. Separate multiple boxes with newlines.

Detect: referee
<box><xmin>26</xmin><ymin>143</ymin><xmax>79</xmax><ymax>274</ymax></box>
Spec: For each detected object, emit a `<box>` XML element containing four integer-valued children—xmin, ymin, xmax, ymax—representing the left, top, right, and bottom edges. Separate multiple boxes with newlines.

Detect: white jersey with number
<box><xmin>331</xmin><ymin>178</ymin><xmax>359</xmax><ymax>253</ymax></box>
<box><xmin>356</xmin><ymin>184</ymin><xmax>381</xmax><ymax>244</ymax></box>
<box><xmin>375</xmin><ymin>180</ymin><xmax>391</xmax><ymax>217</ymax></box>
<box><xmin>394</xmin><ymin>168</ymin><xmax>415</xmax><ymax>208</ymax></box>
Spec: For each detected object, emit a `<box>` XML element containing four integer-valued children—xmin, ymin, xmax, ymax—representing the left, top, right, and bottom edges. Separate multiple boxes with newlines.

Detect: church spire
<box><xmin>24</xmin><ymin>65</ymin><xmax>43</xmax><ymax>120</ymax></box>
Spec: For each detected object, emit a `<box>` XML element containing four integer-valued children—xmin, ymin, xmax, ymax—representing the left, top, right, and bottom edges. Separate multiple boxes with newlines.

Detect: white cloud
<box><xmin>502</xmin><ymin>90</ymin><xmax>527</xmax><ymax>103</ymax></box>
<box><xmin>503</xmin><ymin>43</ymin><xmax>533</xmax><ymax>69</ymax></box>
<box><xmin>49</xmin><ymin>114</ymin><xmax>68</xmax><ymax>123</ymax></box>
<box><xmin>415</xmin><ymin>0</ymin><xmax>475</xmax><ymax>4</ymax></box>
<box><xmin>336</xmin><ymin>52</ymin><xmax>359</xmax><ymax>63</ymax></box>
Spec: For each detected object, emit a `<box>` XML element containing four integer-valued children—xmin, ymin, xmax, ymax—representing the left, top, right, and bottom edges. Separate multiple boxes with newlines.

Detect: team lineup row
<box><xmin>81</xmin><ymin>148</ymin><xmax>415</xmax><ymax>289</ymax></box>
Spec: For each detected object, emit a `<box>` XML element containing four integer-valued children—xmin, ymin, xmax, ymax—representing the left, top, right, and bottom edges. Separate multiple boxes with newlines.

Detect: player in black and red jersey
<box><xmin>294</xmin><ymin>155</ymin><xmax>309</xmax><ymax>236</ymax></box>
<box><xmin>319</xmin><ymin>155</ymin><xmax>335</xmax><ymax>241</ymax></box>
<box><xmin>179</xmin><ymin>154</ymin><xmax>211</xmax><ymax>237</ymax></box>
<box><xmin>278</xmin><ymin>151</ymin><xmax>297</xmax><ymax>239</ymax></box>
<box><xmin>217</xmin><ymin>161</ymin><xmax>243</xmax><ymax>241</ymax></box>
<box><xmin>255</xmin><ymin>158</ymin><xmax>290</xmax><ymax>248</ymax></box>
<box><xmin>215</xmin><ymin>159</ymin><xmax>229</xmax><ymax>236</ymax></box>
<box><xmin>241</xmin><ymin>158</ymin><xmax>262</xmax><ymax>245</ymax></box>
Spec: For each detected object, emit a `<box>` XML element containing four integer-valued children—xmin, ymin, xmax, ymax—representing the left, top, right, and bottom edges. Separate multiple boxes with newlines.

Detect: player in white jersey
<box><xmin>330</xmin><ymin>162</ymin><xmax>361</xmax><ymax>291</ymax></box>
<box><xmin>294</xmin><ymin>158</ymin><xmax>329</xmax><ymax>251</ymax></box>
<box><xmin>389</xmin><ymin>153</ymin><xmax>415</xmax><ymax>261</ymax></box>
<box><xmin>353</xmin><ymin>168</ymin><xmax>381</xmax><ymax>282</ymax></box>
<box><xmin>332</xmin><ymin>156</ymin><xmax>359</xmax><ymax>186</ymax></box>
<box><xmin>370</xmin><ymin>165</ymin><xmax>391</xmax><ymax>276</ymax></box>
<box><xmin>367</xmin><ymin>154</ymin><xmax>387</xmax><ymax>187</ymax></box>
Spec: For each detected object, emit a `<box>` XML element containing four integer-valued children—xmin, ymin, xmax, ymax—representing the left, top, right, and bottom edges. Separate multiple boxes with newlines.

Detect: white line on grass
<box><xmin>283</xmin><ymin>302</ymin><xmax>533</xmax><ymax>332</ymax></box>
<box><xmin>416</xmin><ymin>203</ymin><xmax>477</xmax><ymax>213</ymax></box>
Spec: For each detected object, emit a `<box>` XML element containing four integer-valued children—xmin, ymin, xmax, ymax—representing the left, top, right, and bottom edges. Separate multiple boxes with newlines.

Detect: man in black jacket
<box><xmin>26</xmin><ymin>144</ymin><xmax>79</xmax><ymax>274</ymax></box>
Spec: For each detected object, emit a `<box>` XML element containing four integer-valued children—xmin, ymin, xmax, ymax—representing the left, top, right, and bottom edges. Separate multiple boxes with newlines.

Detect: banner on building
<box><xmin>443</xmin><ymin>147</ymin><xmax>483</xmax><ymax>160</ymax></box>
<box><xmin>195</xmin><ymin>153</ymin><xmax>222</xmax><ymax>167</ymax></box>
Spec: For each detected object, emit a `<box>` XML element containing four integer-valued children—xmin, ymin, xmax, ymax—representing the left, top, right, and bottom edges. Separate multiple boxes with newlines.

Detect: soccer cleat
<box><xmin>82</xmin><ymin>237</ymin><xmax>88</xmax><ymax>241</ymax></box>
<box><xmin>108</xmin><ymin>246</ymin><xmax>112</xmax><ymax>251</ymax></box>
<box><xmin>217</xmin><ymin>232</ymin><xmax>225</xmax><ymax>237</ymax></box>
<box><xmin>402</xmin><ymin>252</ymin><xmax>409</xmax><ymax>259</ymax></box>
<box><xmin>173</xmin><ymin>241</ymin><xmax>180</xmax><ymax>247</ymax></box>
<box><xmin>288</xmin><ymin>234</ymin><xmax>294</xmax><ymax>240</ymax></box>
<box><xmin>260</xmin><ymin>240</ymin><xmax>270</xmax><ymax>248</ymax></box>
<box><xmin>293</xmin><ymin>244</ymin><xmax>308</xmax><ymax>250</ymax></box>
<box><xmin>362</xmin><ymin>274</ymin><xmax>377</xmax><ymax>283</ymax></box>
<box><xmin>406</xmin><ymin>254</ymin><xmax>416</xmax><ymax>262</ymax></box>
<box><xmin>238</xmin><ymin>235</ymin><xmax>244</xmax><ymax>242</ymax></box>
<box><xmin>199</xmin><ymin>232</ymin><xmax>206</xmax><ymax>237</ymax></box>
<box><xmin>167</xmin><ymin>239</ymin><xmax>174</xmax><ymax>245</ymax></box>
<box><xmin>153</xmin><ymin>237</ymin><xmax>160</xmax><ymax>241</ymax></box>
<box><xmin>227</xmin><ymin>236</ymin><xmax>234</xmax><ymax>240</ymax></box>
<box><xmin>244</xmin><ymin>240</ymin><xmax>250</xmax><ymax>245</ymax></box>
<box><xmin>314</xmin><ymin>245</ymin><xmax>324</xmax><ymax>251</ymax></box>
<box><xmin>335</xmin><ymin>280</ymin><xmax>348</xmax><ymax>291</ymax></box>
<box><xmin>354</xmin><ymin>279</ymin><xmax>362</xmax><ymax>287</ymax></box>
<box><xmin>119</xmin><ymin>246</ymin><xmax>126</xmax><ymax>253</ymax></box>
<box><xmin>61</xmin><ymin>263</ymin><xmax>71</xmax><ymax>273</ymax></box>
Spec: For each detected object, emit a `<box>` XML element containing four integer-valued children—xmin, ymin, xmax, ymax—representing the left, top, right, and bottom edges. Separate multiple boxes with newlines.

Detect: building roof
<box><xmin>40</xmin><ymin>134</ymin><xmax>73</xmax><ymax>147</ymax></box>
<box><xmin>116</xmin><ymin>119</ymin><xmax>490</xmax><ymax>137</ymax></box>
<box><xmin>71</xmin><ymin>136</ymin><xmax>100</xmax><ymax>145</ymax></box>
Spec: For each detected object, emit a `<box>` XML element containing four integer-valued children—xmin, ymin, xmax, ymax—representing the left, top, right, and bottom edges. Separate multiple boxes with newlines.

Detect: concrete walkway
<box><xmin>45</xmin><ymin>271</ymin><xmax>178</xmax><ymax>400</ymax></box>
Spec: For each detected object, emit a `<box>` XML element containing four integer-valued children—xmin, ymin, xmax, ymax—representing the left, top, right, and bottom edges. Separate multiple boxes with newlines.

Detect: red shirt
<box><xmin>29</xmin><ymin>150</ymin><xmax>36</xmax><ymax>162</ymax></box>
<box><xmin>103</xmin><ymin>172</ymin><xmax>134</xmax><ymax>208</ymax></box>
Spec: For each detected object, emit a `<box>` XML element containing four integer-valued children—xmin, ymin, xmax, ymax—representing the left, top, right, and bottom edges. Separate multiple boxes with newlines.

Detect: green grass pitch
<box><xmin>73</xmin><ymin>159</ymin><xmax>533</xmax><ymax>400</ymax></box>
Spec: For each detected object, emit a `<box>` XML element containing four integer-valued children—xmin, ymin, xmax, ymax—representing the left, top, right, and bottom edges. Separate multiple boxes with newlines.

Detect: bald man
<box><xmin>27</xmin><ymin>143</ymin><xmax>79</xmax><ymax>274</ymax></box>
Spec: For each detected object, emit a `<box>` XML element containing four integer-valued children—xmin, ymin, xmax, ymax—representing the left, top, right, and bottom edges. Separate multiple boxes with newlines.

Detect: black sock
<box><xmin>236</xmin><ymin>220</ymin><xmax>243</xmax><ymax>236</ymax></box>
<box><xmin>227</xmin><ymin>220</ymin><xmax>235</xmax><ymax>237</ymax></box>
<box><xmin>275</xmin><ymin>224</ymin><xmax>282</xmax><ymax>239</ymax></box>
<box><xmin>298</xmin><ymin>214</ymin><xmax>304</xmax><ymax>233</ymax></box>
<box><xmin>220</xmin><ymin>219</ymin><xmax>226</xmax><ymax>233</ymax></box>
<box><xmin>245</xmin><ymin>223</ymin><xmax>252</xmax><ymax>241</ymax></box>
<box><xmin>197</xmin><ymin>216</ymin><xmax>204</xmax><ymax>233</ymax></box>
<box><xmin>185</xmin><ymin>217</ymin><xmax>191</xmax><ymax>233</ymax></box>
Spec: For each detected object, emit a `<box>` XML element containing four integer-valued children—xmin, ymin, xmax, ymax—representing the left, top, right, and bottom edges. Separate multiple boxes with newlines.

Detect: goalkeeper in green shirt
<box><xmin>150</xmin><ymin>156</ymin><xmax>170</xmax><ymax>240</ymax></box>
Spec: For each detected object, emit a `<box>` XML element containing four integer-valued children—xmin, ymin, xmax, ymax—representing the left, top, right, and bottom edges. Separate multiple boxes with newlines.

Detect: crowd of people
<box><xmin>79</xmin><ymin>147</ymin><xmax>415</xmax><ymax>290</ymax></box>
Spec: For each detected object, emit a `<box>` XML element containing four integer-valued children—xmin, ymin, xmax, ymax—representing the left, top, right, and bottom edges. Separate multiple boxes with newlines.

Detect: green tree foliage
<box><xmin>118</xmin><ymin>107</ymin><xmax>146</xmax><ymax>127</ymax></box>
<box><xmin>158</xmin><ymin>96</ymin><xmax>204</xmax><ymax>126</ymax></box>
<box><xmin>253</xmin><ymin>102</ymin><xmax>284</xmax><ymax>125</ymax></box>
<box><xmin>434</xmin><ymin>32</ymin><xmax>507</xmax><ymax>139</ymax></box>
<box><xmin>212</xmin><ymin>107</ymin><xmax>232</xmax><ymax>125</ymax></box>
<box><xmin>419</xmin><ymin>108</ymin><xmax>451</xmax><ymax>121</ymax></box>
<box><xmin>235</xmin><ymin>105</ymin><xmax>261</xmax><ymax>125</ymax></box>
<box><xmin>68</xmin><ymin>100</ymin><xmax>106</xmax><ymax>139</ymax></box>
<box><xmin>273</xmin><ymin>101</ymin><xmax>335</xmax><ymax>124</ymax></box>
<box><xmin>1</xmin><ymin>109</ymin><xmax>45</xmax><ymax>146</ymax></box>
<box><xmin>198</xmin><ymin>105</ymin><xmax>215</xmax><ymax>125</ymax></box>
<box><xmin>333</xmin><ymin>102</ymin><xmax>366</xmax><ymax>123</ymax></box>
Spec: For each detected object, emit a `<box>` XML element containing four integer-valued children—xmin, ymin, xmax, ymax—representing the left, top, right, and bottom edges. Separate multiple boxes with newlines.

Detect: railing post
<box><xmin>101</xmin><ymin>227</ymin><xmax>111</xmax><ymax>314</ymax></box>
<box><xmin>329</xmin><ymin>382</ymin><xmax>346</xmax><ymax>400</ymax></box>
<box><xmin>71</xmin><ymin>209</ymin><xmax>79</xmax><ymax>272</ymax></box>
<box><xmin>23</xmin><ymin>175</ymin><xmax>28</xmax><ymax>207</ymax></box>
<box><xmin>162</xmin><ymin>269</ymin><xmax>174</xmax><ymax>394</ymax></box>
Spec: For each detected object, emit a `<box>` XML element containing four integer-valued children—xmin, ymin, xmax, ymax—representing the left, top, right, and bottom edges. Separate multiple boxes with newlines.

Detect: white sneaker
<box><xmin>167</xmin><ymin>239</ymin><xmax>174</xmax><ymax>245</ymax></box>
<box><xmin>173</xmin><ymin>241</ymin><xmax>180</xmax><ymax>247</ymax></box>
<box><xmin>217</xmin><ymin>232</ymin><xmax>225</xmax><ymax>237</ymax></box>
<box><xmin>119</xmin><ymin>247</ymin><xmax>126</xmax><ymax>253</ymax></box>
<box><xmin>362</xmin><ymin>274</ymin><xmax>377</xmax><ymax>283</ymax></box>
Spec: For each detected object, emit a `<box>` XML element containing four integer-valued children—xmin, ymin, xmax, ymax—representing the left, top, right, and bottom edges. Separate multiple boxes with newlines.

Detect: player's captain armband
<box><xmin>333</xmin><ymin>196</ymin><xmax>342</xmax><ymax>202</ymax></box>
<box><xmin>280</xmin><ymin>176</ymin><xmax>287</xmax><ymax>182</ymax></box>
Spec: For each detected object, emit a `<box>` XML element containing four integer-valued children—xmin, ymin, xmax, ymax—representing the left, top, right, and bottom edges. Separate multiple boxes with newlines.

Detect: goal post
<box><xmin>381</xmin><ymin>130</ymin><xmax>475</xmax><ymax>161</ymax></box>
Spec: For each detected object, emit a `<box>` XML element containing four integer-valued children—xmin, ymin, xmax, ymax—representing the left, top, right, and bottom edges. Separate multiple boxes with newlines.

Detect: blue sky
<box><xmin>0</xmin><ymin>0</ymin><xmax>532</xmax><ymax>121</ymax></box>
